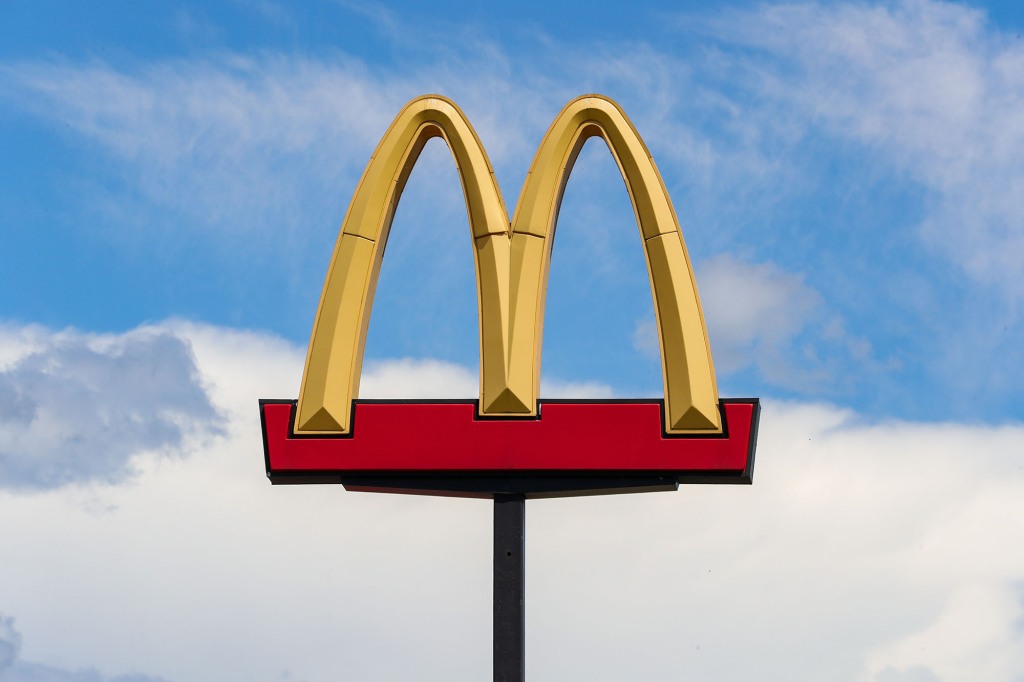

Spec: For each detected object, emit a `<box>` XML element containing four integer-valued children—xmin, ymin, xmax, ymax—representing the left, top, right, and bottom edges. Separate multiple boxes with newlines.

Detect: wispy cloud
<box><xmin>0</xmin><ymin>48</ymin><xmax>565</xmax><ymax>244</ymax></box>
<box><xmin>710</xmin><ymin>0</ymin><xmax>1024</xmax><ymax>299</ymax></box>
<box><xmin>0</xmin><ymin>57</ymin><xmax>412</xmax><ymax>244</ymax></box>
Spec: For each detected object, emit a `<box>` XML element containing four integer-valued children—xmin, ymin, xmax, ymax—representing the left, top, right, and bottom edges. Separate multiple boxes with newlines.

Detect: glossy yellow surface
<box><xmin>295</xmin><ymin>94</ymin><xmax>721</xmax><ymax>435</ymax></box>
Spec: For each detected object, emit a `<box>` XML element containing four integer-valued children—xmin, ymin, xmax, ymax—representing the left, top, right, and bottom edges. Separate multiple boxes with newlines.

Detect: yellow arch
<box><xmin>295</xmin><ymin>96</ymin><xmax>515</xmax><ymax>433</ymax></box>
<box><xmin>295</xmin><ymin>94</ymin><xmax>721</xmax><ymax>435</ymax></box>
<box><xmin>505</xmin><ymin>95</ymin><xmax>720</xmax><ymax>432</ymax></box>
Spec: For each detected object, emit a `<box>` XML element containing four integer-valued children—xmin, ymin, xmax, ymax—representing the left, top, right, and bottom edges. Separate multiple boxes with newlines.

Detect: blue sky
<box><xmin>3</xmin><ymin>0</ymin><xmax>1023</xmax><ymax>421</ymax></box>
<box><xmin>1</xmin><ymin>1</ymin><xmax>1023</xmax><ymax>681</ymax></box>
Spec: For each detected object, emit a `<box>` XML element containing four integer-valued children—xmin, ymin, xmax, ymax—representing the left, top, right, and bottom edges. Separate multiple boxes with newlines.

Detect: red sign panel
<box><xmin>261</xmin><ymin>399</ymin><xmax>758</xmax><ymax>497</ymax></box>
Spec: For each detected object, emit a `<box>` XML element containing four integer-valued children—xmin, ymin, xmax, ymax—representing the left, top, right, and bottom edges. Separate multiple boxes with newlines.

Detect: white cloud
<box><xmin>634</xmin><ymin>253</ymin><xmax>873</xmax><ymax>392</ymax></box>
<box><xmin>0</xmin><ymin>321</ymin><xmax>1022</xmax><ymax>680</ymax></box>
<box><xmin>359</xmin><ymin>358</ymin><xmax>478</xmax><ymax>399</ymax></box>
<box><xmin>0</xmin><ymin>325</ymin><xmax>220</xmax><ymax>491</ymax></box>
<box><xmin>696</xmin><ymin>253</ymin><xmax>822</xmax><ymax>375</ymax></box>
<box><xmin>0</xmin><ymin>612</ymin><xmax>168</xmax><ymax>681</ymax></box>
<box><xmin>0</xmin><ymin>615</ymin><xmax>16</xmax><ymax>671</ymax></box>
<box><xmin>359</xmin><ymin>356</ymin><xmax>614</xmax><ymax>400</ymax></box>
<box><xmin>0</xmin><ymin>325</ymin><xmax>51</xmax><ymax>372</ymax></box>
<box><xmin>862</xmin><ymin>583</ymin><xmax>1024</xmax><ymax>681</ymax></box>
<box><xmin>539</xmin><ymin>377</ymin><xmax>613</xmax><ymax>400</ymax></box>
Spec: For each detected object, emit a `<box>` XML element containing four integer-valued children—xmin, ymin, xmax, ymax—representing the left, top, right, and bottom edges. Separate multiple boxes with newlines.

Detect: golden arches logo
<box><xmin>296</xmin><ymin>94</ymin><xmax>720</xmax><ymax>436</ymax></box>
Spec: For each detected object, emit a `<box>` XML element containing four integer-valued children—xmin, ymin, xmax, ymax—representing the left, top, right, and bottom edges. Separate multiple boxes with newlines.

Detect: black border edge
<box><xmin>258</xmin><ymin>398</ymin><xmax>278</xmax><ymax>481</ymax></box>
<box><xmin>337</xmin><ymin>474</ymin><xmax>679</xmax><ymax>500</ymax></box>
<box><xmin>741</xmin><ymin>398</ymin><xmax>760</xmax><ymax>485</ymax></box>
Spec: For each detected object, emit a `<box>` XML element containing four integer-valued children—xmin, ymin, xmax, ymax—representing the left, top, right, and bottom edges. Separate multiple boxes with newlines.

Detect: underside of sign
<box><xmin>261</xmin><ymin>398</ymin><xmax>759</xmax><ymax>499</ymax></box>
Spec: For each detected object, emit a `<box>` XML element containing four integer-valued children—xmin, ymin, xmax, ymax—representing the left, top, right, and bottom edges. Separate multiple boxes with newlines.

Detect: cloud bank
<box><xmin>0</xmin><ymin>321</ymin><xmax>1020</xmax><ymax>681</ymax></box>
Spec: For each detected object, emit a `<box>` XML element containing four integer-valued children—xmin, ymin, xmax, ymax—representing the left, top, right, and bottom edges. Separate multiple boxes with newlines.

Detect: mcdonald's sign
<box><xmin>260</xmin><ymin>95</ymin><xmax>759</xmax><ymax>498</ymax></box>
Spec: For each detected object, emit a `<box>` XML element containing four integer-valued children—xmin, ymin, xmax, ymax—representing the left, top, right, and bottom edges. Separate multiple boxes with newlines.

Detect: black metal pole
<box><xmin>493</xmin><ymin>493</ymin><xmax>525</xmax><ymax>682</ymax></box>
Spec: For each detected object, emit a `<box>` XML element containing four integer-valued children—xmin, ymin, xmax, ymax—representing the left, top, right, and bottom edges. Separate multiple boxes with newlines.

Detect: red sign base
<box><xmin>260</xmin><ymin>399</ymin><xmax>758</xmax><ymax>499</ymax></box>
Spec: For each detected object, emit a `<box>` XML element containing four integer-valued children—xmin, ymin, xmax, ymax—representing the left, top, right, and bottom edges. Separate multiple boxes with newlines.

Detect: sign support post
<box><xmin>493</xmin><ymin>494</ymin><xmax>526</xmax><ymax>682</ymax></box>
